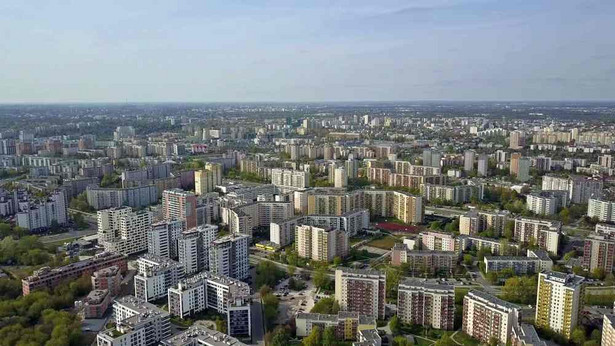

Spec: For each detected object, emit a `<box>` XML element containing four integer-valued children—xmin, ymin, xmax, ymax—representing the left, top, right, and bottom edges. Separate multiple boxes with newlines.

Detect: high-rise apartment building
<box><xmin>271</xmin><ymin>168</ymin><xmax>310</xmax><ymax>189</ymax></box>
<box><xmin>209</xmin><ymin>234</ymin><xmax>250</xmax><ymax>280</ymax></box>
<box><xmin>509</xmin><ymin>130</ymin><xmax>525</xmax><ymax>149</ymax></box>
<box><xmin>295</xmin><ymin>225</ymin><xmax>349</xmax><ymax>262</ymax></box>
<box><xmin>397</xmin><ymin>279</ymin><xmax>455</xmax><ymax>330</ymax></box>
<box><xmin>462</xmin><ymin>290</ymin><xmax>520</xmax><ymax>345</ymax></box>
<box><xmin>168</xmin><ymin>271</ymin><xmax>251</xmax><ymax>336</ymax></box>
<box><xmin>163</xmin><ymin>189</ymin><xmax>197</xmax><ymax>229</ymax></box>
<box><xmin>459</xmin><ymin>209</ymin><xmax>509</xmax><ymax>236</ymax></box>
<box><xmin>514</xmin><ymin>217</ymin><xmax>561</xmax><ymax>254</ymax></box>
<box><xmin>477</xmin><ymin>154</ymin><xmax>488</xmax><ymax>176</ymax></box>
<box><xmin>177</xmin><ymin>224</ymin><xmax>218</xmax><ymax>275</ymax></box>
<box><xmin>526</xmin><ymin>191</ymin><xmax>569</xmax><ymax>216</ymax></box>
<box><xmin>134</xmin><ymin>255</ymin><xmax>184</xmax><ymax>302</ymax></box>
<box><xmin>148</xmin><ymin>219</ymin><xmax>185</xmax><ymax>259</ymax></box>
<box><xmin>464</xmin><ymin>150</ymin><xmax>475</xmax><ymax>172</ymax></box>
<box><xmin>603</xmin><ymin>315</ymin><xmax>615</xmax><ymax>346</ymax></box>
<box><xmin>97</xmin><ymin>207</ymin><xmax>153</xmax><ymax>255</ymax></box>
<box><xmin>588</xmin><ymin>197</ymin><xmax>615</xmax><ymax>222</ymax></box>
<box><xmin>335</xmin><ymin>267</ymin><xmax>386</xmax><ymax>320</ymax></box>
<box><xmin>419</xmin><ymin>231</ymin><xmax>456</xmax><ymax>252</ymax></box>
<box><xmin>582</xmin><ymin>233</ymin><xmax>615</xmax><ymax>273</ymax></box>
<box><xmin>535</xmin><ymin>271</ymin><xmax>585</xmax><ymax>339</ymax></box>
<box><xmin>334</xmin><ymin>167</ymin><xmax>348</xmax><ymax>188</ymax></box>
<box><xmin>97</xmin><ymin>296</ymin><xmax>171</xmax><ymax>346</ymax></box>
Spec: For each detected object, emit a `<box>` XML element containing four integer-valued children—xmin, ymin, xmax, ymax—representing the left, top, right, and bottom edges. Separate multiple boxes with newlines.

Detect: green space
<box><xmin>366</xmin><ymin>235</ymin><xmax>401</xmax><ymax>250</ymax></box>
<box><xmin>451</xmin><ymin>331</ymin><xmax>480</xmax><ymax>346</ymax></box>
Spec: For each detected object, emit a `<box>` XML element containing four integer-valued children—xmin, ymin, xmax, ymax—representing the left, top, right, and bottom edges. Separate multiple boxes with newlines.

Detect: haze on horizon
<box><xmin>1</xmin><ymin>0</ymin><xmax>614</xmax><ymax>103</ymax></box>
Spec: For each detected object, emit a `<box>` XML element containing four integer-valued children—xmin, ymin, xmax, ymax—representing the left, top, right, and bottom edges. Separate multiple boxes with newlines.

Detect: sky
<box><xmin>0</xmin><ymin>0</ymin><xmax>614</xmax><ymax>103</ymax></box>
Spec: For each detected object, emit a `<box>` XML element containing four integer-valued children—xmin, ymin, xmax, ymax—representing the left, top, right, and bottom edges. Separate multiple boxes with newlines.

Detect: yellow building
<box><xmin>535</xmin><ymin>271</ymin><xmax>585</xmax><ymax>339</ymax></box>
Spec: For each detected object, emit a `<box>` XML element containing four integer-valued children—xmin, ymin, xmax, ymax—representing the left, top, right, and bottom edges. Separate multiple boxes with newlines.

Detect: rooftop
<box><xmin>161</xmin><ymin>325</ymin><xmax>246</xmax><ymax>346</ymax></box>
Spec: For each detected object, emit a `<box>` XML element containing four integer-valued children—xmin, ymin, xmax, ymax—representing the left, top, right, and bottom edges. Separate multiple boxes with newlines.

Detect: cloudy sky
<box><xmin>1</xmin><ymin>0</ymin><xmax>614</xmax><ymax>102</ymax></box>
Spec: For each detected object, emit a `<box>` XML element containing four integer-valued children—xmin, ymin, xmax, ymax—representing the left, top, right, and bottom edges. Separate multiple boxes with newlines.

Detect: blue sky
<box><xmin>1</xmin><ymin>0</ymin><xmax>614</xmax><ymax>102</ymax></box>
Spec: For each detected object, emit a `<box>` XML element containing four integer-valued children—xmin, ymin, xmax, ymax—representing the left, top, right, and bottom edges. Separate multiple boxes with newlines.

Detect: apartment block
<box><xmin>23</xmin><ymin>252</ymin><xmax>127</xmax><ymax>295</ymax></box>
<box><xmin>160</xmin><ymin>325</ymin><xmax>247</xmax><ymax>346</ymax></box>
<box><xmin>271</xmin><ymin>168</ymin><xmax>309</xmax><ymax>190</ymax></box>
<box><xmin>96</xmin><ymin>296</ymin><xmax>171</xmax><ymax>346</ymax></box>
<box><xmin>86</xmin><ymin>185</ymin><xmax>158</xmax><ymax>210</ymax></box>
<box><xmin>394</xmin><ymin>161</ymin><xmax>441</xmax><ymax>176</ymax></box>
<box><xmin>92</xmin><ymin>265</ymin><xmax>123</xmax><ymax>296</ymax></box>
<box><xmin>148</xmin><ymin>219</ymin><xmax>185</xmax><ymax>259</ymax></box>
<box><xmin>421</xmin><ymin>183</ymin><xmax>481</xmax><ymax>204</ymax></box>
<box><xmin>462</xmin><ymin>290</ymin><xmax>520</xmax><ymax>345</ymax></box>
<box><xmin>209</xmin><ymin>234</ymin><xmax>250</xmax><ymax>280</ymax></box>
<box><xmin>397</xmin><ymin>279</ymin><xmax>455</xmax><ymax>330</ymax></box>
<box><xmin>295</xmin><ymin>312</ymin><xmax>377</xmax><ymax>340</ymax></box>
<box><xmin>83</xmin><ymin>289</ymin><xmax>112</xmax><ymax>319</ymax></box>
<box><xmin>194</xmin><ymin>162</ymin><xmax>223</xmax><ymax>195</ymax></box>
<box><xmin>582</xmin><ymin>233</ymin><xmax>615</xmax><ymax>273</ymax></box>
<box><xmin>419</xmin><ymin>231</ymin><xmax>456</xmax><ymax>252</ymax></box>
<box><xmin>295</xmin><ymin>225</ymin><xmax>349</xmax><ymax>262</ymax></box>
<box><xmin>97</xmin><ymin>207</ymin><xmax>153</xmax><ymax>255</ymax></box>
<box><xmin>224</xmin><ymin>201</ymin><xmax>294</xmax><ymax>237</ymax></box>
<box><xmin>134</xmin><ymin>255</ymin><xmax>184</xmax><ymax>302</ymax></box>
<box><xmin>514</xmin><ymin>217</ymin><xmax>561</xmax><ymax>254</ymax></box>
<box><xmin>16</xmin><ymin>189</ymin><xmax>68</xmax><ymax>231</ymax></box>
<box><xmin>456</xmin><ymin>235</ymin><xmax>521</xmax><ymax>255</ymax></box>
<box><xmin>390</xmin><ymin>245</ymin><xmax>458</xmax><ymax>274</ymax></box>
<box><xmin>603</xmin><ymin>315</ymin><xmax>615</xmax><ymax>346</ymax></box>
<box><xmin>511</xmin><ymin>323</ymin><xmax>547</xmax><ymax>346</ymax></box>
<box><xmin>526</xmin><ymin>190</ymin><xmax>569</xmax><ymax>216</ymax></box>
<box><xmin>177</xmin><ymin>224</ymin><xmax>218</xmax><ymax>275</ymax></box>
<box><xmin>335</xmin><ymin>267</ymin><xmax>386</xmax><ymax>320</ymax></box>
<box><xmin>588</xmin><ymin>197</ymin><xmax>615</xmax><ymax>223</ymax></box>
<box><xmin>459</xmin><ymin>209</ymin><xmax>509</xmax><ymax>236</ymax></box>
<box><xmin>270</xmin><ymin>209</ymin><xmax>369</xmax><ymax>247</ymax></box>
<box><xmin>535</xmin><ymin>271</ymin><xmax>585</xmax><ymax>339</ymax></box>
<box><xmin>167</xmin><ymin>271</ymin><xmax>251</xmax><ymax>336</ymax></box>
<box><xmin>163</xmin><ymin>189</ymin><xmax>198</xmax><ymax>229</ymax></box>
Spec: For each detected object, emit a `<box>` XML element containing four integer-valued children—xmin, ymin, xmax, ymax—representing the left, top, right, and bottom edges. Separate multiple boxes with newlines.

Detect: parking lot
<box><xmin>273</xmin><ymin>276</ymin><xmax>317</xmax><ymax>324</ymax></box>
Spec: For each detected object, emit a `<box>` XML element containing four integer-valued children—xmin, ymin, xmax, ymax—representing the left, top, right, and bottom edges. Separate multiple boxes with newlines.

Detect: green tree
<box><xmin>393</xmin><ymin>336</ymin><xmax>412</xmax><ymax>346</ymax></box>
<box><xmin>302</xmin><ymin>326</ymin><xmax>322</xmax><ymax>346</ymax></box>
<box><xmin>435</xmin><ymin>334</ymin><xmax>457</xmax><ymax>346</ymax></box>
<box><xmin>215</xmin><ymin>317</ymin><xmax>227</xmax><ymax>333</ymax></box>
<box><xmin>503</xmin><ymin>221</ymin><xmax>515</xmax><ymax>240</ymax></box>
<box><xmin>313</xmin><ymin>266</ymin><xmax>330</xmax><ymax>290</ymax></box>
<box><xmin>262</xmin><ymin>292</ymin><xmax>279</xmax><ymax>330</ymax></box>
<box><xmin>287</xmin><ymin>265</ymin><xmax>296</xmax><ymax>277</ymax></box>
<box><xmin>390</xmin><ymin>315</ymin><xmax>401</xmax><ymax>336</ymax></box>
<box><xmin>322</xmin><ymin>326</ymin><xmax>337</xmax><ymax>346</ymax></box>
<box><xmin>486</xmin><ymin>272</ymin><xmax>498</xmax><ymax>284</ymax></box>
<box><xmin>571</xmin><ymin>326</ymin><xmax>586</xmax><ymax>345</ymax></box>
<box><xmin>310</xmin><ymin>297</ymin><xmax>340</xmax><ymax>314</ymax></box>
<box><xmin>333</xmin><ymin>256</ymin><xmax>342</xmax><ymax>267</ymax></box>
<box><xmin>590</xmin><ymin>329</ymin><xmax>601</xmax><ymax>342</ymax></box>
<box><xmin>559</xmin><ymin>208</ymin><xmax>571</xmax><ymax>224</ymax></box>
<box><xmin>270</xmin><ymin>326</ymin><xmax>291</xmax><ymax>346</ymax></box>
<box><xmin>463</xmin><ymin>254</ymin><xmax>473</xmax><ymax>266</ymax></box>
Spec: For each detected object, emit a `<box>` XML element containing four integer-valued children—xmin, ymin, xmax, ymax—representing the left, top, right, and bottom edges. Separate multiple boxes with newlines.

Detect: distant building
<box><xmin>459</xmin><ymin>209</ymin><xmax>509</xmax><ymax>236</ymax></box>
<box><xmin>526</xmin><ymin>190</ymin><xmax>569</xmax><ymax>216</ymax></box>
<box><xmin>295</xmin><ymin>225</ymin><xmax>349</xmax><ymax>262</ymax></box>
<box><xmin>390</xmin><ymin>245</ymin><xmax>458</xmax><ymax>274</ymax></box>
<box><xmin>97</xmin><ymin>207</ymin><xmax>153</xmax><ymax>255</ymax></box>
<box><xmin>513</xmin><ymin>217</ymin><xmax>560</xmax><ymax>254</ymax></box>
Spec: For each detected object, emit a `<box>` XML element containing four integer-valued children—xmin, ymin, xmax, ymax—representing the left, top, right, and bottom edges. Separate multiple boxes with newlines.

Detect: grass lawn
<box><xmin>452</xmin><ymin>331</ymin><xmax>480</xmax><ymax>346</ymax></box>
<box><xmin>585</xmin><ymin>287</ymin><xmax>615</xmax><ymax>305</ymax></box>
<box><xmin>366</xmin><ymin>235</ymin><xmax>400</xmax><ymax>250</ymax></box>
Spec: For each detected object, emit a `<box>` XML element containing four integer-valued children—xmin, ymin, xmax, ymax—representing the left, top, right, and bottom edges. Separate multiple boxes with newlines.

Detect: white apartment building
<box><xmin>134</xmin><ymin>255</ymin><xmax>184</xmax><ymax>302</ymax></box>
<box><xmin>514</xmin><ymin>217</ymin><xmax>561</xmax><ymax>254</ymax></box>
<box><xmin>334</xmin><ymin>167</ymin><xmax>348</xmax><ymax>188</ymax></box>
<box><xmin>419</xmin><ymin>231</ymin><xmax>456</xmax><ymax>252</ymax></box>
<box><xmin>588</xmin><ymin>197</ymin><xmax>615</xmax><ymax>222</ymax></box>
<box><xmin>97</xmin><ymin>207</ymin><xmax>153</xmax><ymax>256</ymax></box>
<box><xmin>209</xmin><ymin>234</ymin><xmax>250</xmax><ymax>280</ymax></box>
<box><xmin>167</xmin><ymin>270</ymin><xmax>251</xmax><ymax>336</ymax></box>
<box><xmin>271</xmin><ymin>168</ymin><xmax>310</xmax><ymax>190</ymax></box>
<box><xmin>96</xmin><ymin>296</ymin><xmax>171</xmax><ymax>346</ymax></box>
<box><xmin>16</xmin><ymin>189</ymin><xmax>68</xmax><ymax>231</ymax></box>
<box><xmin>295</xmin><ymin>225</ymin><xmax>349</xmax><ymax>262</ymax></box>
<box><xmin>526</xmin><ymin>190</ymin><xmax>569</xmax><ymax>216</ymax></box>
<box><xmin>177</xmin><ymin>224</ymin><xmax>218</xmax><ymax>275</ymax></box>
<box><xmin>148</xmin><ymin>219</ymin><xmax>185</xmax><ymax>259</ymax></box>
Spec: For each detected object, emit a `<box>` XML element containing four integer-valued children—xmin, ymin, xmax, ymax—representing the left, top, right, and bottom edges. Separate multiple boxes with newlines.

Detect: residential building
<box><xmin>483</xmin><ymin>252</ymin><xmax>551</xmax><ymax>275</ymax></box>
<box><xmin>92</xmin><ymin>265</ymin><xmax>123</xmax><ymax>296</ymax></box>
<box><xmin>456</xmin><ymin>235</ymin><xmax>521</xmax><ymax>256</ymax></box>
<box><xmin>334</xmin><ymin>167</ymin><xmax>348</xmax><ymax>188</ymax></box>
<box><xmin>462</xmin><ymin>290</ymin><xmax>520</xmax><ymax>345</ymax></box>
<box><xmin>335</xmin><ymin>267</ymin><xmax>386</xmax><ymax>319</ymax></box>
<box><xmin>477</xmin><ymin>154</ymin><xmax>488</xmax><ymax>176</ymax></box>
<box><xmin>509</xmin><ymin>130</ymin><xmax>525</xmax><ymax>149</ymax></box>
<box><xmin>569</xmin><ymin>175</ymin><xmax>603</xmax><ymax>204</ymax></box>
<box><xmin>295</xmin><ymin>225</ymin><xmax>349</xmax><ymax>262</ymax></box>
<box><xmin>271</xmin><ymin>168</ymin><xmax>310</xmax><ymax>190</ymax></box>
<box><xmin>163</xmin><ymin>189</ymin><xmax>198</xmax><ymax>229</ymax></box>
<box><xmin>16</xmin><ymin>189</ymin><xmax>68</xmax><ymax>231</ymax></box>
<box><xmin>390</xmin><ymin>245</ymin><xmax>458</xmax><ymax>274</ymax></box>
<box><xmin>134</xmin><ymin>255</ymin><xmax>184</xmax><ymax>302</ymax></box>
<box><xmin>603</xmin><ymin>315</ymin><xmax>615</xmax><ymax>346</ymax></box>
<box><xmin>394</xmin><ymin>161</ymin><xmax>441</xmax><ymax>176</ymax></box>
<box><xmin>459</xmin><ymin>209</ymin><xmax>509</xmax><ymax>236</ymax></box>
<box><xmin>511</xmin><ymin>324</ymin><xmax>547</xmax><ymax>346</ymax></box>
<box><xmin>86</xmin><ymin>185</ymin><xmax>158</xmax><ymax>210</ymax></box>
<box><xmin>419</xmin><ymin>231</ymin><xmax>456</xmax><ymax>252</ymax></box>
<box><xmin>270</xmin><ymin>209</ymin><xmax>369</xmax><ymax>247</ymax></box>
<box><xmin>526</xmin><ymin>190</ymin><xmax>569</xmax><ymax>216</ymax></box>
<box><xmin>160</xmin><ymin>325</ymin><xmax>247</xmax><ymax>346</ymax></box>
<box><xmin>96</xmin><ymin>296</ymin><xmax>171</xmax><ymax>346</ymax></box>
<box><xmin>295</xmin><ymin>312</ymin><xmax>377</xmax><ymax>340</ymax></box>
<box><xmin>514</xmin><ymin>217</ymin><xmax>561</xmax><ymax>254</ymax></box>
<box><xmin>535</xmin><ymin>271</ymin><xmax>585</xmax><ymax>339</ymax></box>
<box><xmin>209</xmin><ymin>234</ymin><xmax>250</xmax><ymax>280</ymax></box>
<box><xmin>167</xmin><ymin>271</ymin><xmax>251</xmax><ymax>336</ymax></box>
<box><xmin>582</xmin><ymin>233</ymin><xmax>615</xmax><ymax>273</ymax></box>
<box><xmin>464</xmin><ymin>150</ymin><xmax>475</xmax><ymax>172</ymax></box>
<box><xmin>22</xmin><ymin>252</ymin><xmax>127</xmax><ymax>295</ymax></box>
<box><xmin>223</xmin><ymin>201</ymin><xmax>294</xmax><ymax>237</ymax></box>
<box><xmin>421</xmin><ymin>184</ymin><xmax>480</xmax><ymax>204</ymax></box>
<box><xmin>588</xmin><ymin>197</ymin><xmax>615</xmax><ymax>222</ymax></box>
<box><xmin>97</xmin><ymin>207</ymin><xmax>153</xmax><ymax>255</ymax></box>
<box><xmin>177</xmin><ymin>224</ymin><xmax>218</xmax><ymax>275</ymax></box>
<box><xmin>397</xmin><ymin>279</ymin><xmax>455</xmax><ymax>330</ymax></box>
<box><xmin>148</xmin><ymin>219</ymin><xmax>185</xmax><ymax>259</ymax></box>
<box><xmin>83</xmin><ymin>289</ymin><xmax>112</xmax><ymax>319</ymax></box>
